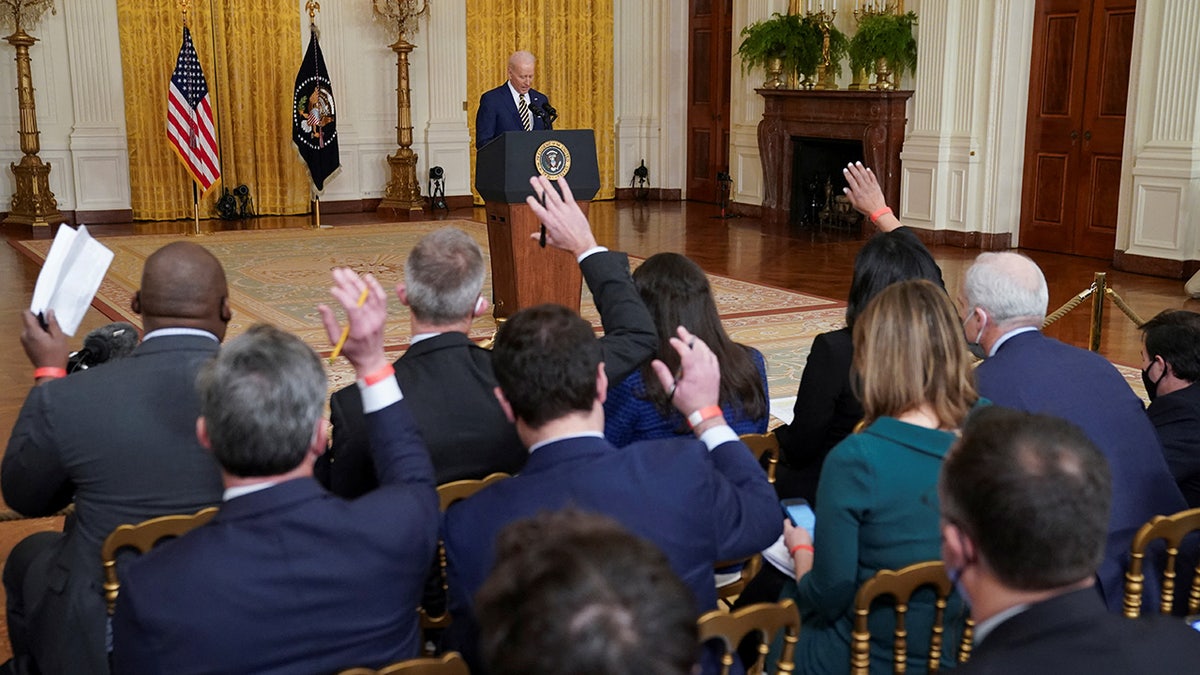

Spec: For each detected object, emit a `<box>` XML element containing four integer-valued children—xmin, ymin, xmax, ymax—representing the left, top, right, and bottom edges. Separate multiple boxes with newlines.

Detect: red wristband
<box><xmin>361</xmin><ymin>364</ymin><xmax>395</xmax><ymax>386</ymax></box>
<box><xmin>868</xmin><ymin>205</ymin><xmax>897</xmax><ymax>223</ymax></box>
<box><xmin>33</xmin><ymin>367</ymin><xmax>66</xmax><ymax>380</ymax></box>
<box><xmin>869</xmin><ymin>206</ymin><xmax>893</xmax><ymax>224</ymax></box>
<box><xmin>789</xmin><ymin>543</ymin><xmax>814</xmax><ymax>555</ymax></box>
<box><xmin>686</xmin><ymin>405</ymin><xmax>724</xmax><ymax>430</ymax></box>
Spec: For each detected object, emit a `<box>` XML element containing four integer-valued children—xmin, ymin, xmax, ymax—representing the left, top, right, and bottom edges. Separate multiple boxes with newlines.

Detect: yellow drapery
<box><xmin>466</xmin><ymin>0</ymin><xmax>615</xmax><ymax>203</ymax></box>
<box><xmin>116</xmin><ymin>1</ymin><xmax>310</xmax><ymax>220</ymax></box>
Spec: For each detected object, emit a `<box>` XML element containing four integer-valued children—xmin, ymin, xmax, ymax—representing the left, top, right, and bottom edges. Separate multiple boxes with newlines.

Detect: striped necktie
<box><xmin>518</xmin><ymin>94</ymin><xmax>532</xmax><ymax>131</ymax></box>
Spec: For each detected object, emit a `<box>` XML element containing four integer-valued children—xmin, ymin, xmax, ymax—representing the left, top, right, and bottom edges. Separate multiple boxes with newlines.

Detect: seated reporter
<box><xmin>774</xmin><ymin>280</ymin><xmax>975</xmax><ymax>673</ymax></box>
<box><xmin>1139</xmin><ymin>309</ymin><xmax>1200</xmax><ymax>507</ymax></box>
<box><xmin>112</xmin><ymin>270</ymin><xmax>439</xmax><ymax>675</ymax></box>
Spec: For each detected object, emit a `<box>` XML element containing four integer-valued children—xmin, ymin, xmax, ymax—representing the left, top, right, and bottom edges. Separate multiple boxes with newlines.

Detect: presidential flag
<box><xmin>293</xmin><ymin>27</ymin><xmax>340</xmax><ymax>192</ymax></box>
<box><xmin>166</xmin><ymin>27</ymin><xmax>221</xmax><ymax>194</ymax></box>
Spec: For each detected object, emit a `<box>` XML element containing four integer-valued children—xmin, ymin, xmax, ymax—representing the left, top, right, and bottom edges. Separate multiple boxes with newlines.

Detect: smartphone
<box><xmin>780</xmin><ymin>498</ymin><xmax>815</xmax><ymax>536</ymax></box>
<box><xmin>1187</xmin><ymin>614</ymin><xmax>1200</xmax><ymax>633</ymax></box>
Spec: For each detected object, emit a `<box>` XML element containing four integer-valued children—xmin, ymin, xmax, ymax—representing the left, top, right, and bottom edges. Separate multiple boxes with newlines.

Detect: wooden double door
<box><xmin>1020</xmin><ymin>0</ymin><xmax>1137</xmax><ymax>259</ymax></box>
<box><xmin>686</xmin><ymin>0</ymin><xmax>732</xmax><ymax>204</ymax></box>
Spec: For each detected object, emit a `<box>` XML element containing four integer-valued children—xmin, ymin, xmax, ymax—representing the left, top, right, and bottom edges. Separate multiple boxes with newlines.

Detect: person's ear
<box><xmin>472</xmin><ymin>296</ymin><xmax>489</xmax><ymax>317</ymax></box>
<box><xmin>493</xmin><ymin>386</ymin><xmax>515</xmax><ymax>423</ymax></box>
<box><xmin>195</xmin><ymin>417</ymin><xmax>211</xmax><ymax>450</ymax></box>
<box><xmin>396</xmin><ymin>283</ymin><xmax>410</xmax><ymax>307</ymax></box>
<box><xmin>219</xmin><ymin>297</ymin><xmax>232</xmax><ymax>323</ymax></box>
<box><xmin>941</xmin><ymin>521</ymin><xmax>967</xmax><ymax>568</ymax></box>
<box><xmin>131</xmin><ymin>291</ymin><xmax>142</xmax><ymax>315</ymax></box>
<box><xmin>596</xmin><ymin>362</ymin><xmax>608</xmax><ymax>405</ymax></box>
<box><xmin>309</xmin><ymin>419</ymin><xmax>328</xmax><ymax>458</ymax></box>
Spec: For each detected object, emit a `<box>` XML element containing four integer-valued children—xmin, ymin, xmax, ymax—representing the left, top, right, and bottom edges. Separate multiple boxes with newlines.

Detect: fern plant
<box><xmin>848</xmin><ymin>11</ymin><xmax>918</xmax><ymax>77</ymax></box>
<box><xmin>737</xmin><ymin>13</ymin><xmax>816</xmax><ymax>82</ymax></box>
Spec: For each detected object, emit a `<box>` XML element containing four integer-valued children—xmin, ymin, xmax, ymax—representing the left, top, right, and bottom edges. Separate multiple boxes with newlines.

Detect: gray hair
<box><xmin>404</xmin><ymin>227</ymin><xmax>485</xmax><ymax>325</ymax></box>
<box><xmin>509</xmin><ymin>50</ymin><xmax>536</xmax><ymax>68</ymax></box>
<box><xmin>198</xmin><ymin>324</ymin><xmax>326</xmax><ymax>477</ymax></box>
<box><xmin>963</xmin><ymin>251</ymin><xmax>1049</xmax><ymax>326</ymax></box>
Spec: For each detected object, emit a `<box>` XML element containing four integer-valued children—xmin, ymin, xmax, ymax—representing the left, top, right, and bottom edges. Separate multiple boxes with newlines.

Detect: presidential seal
<box><xmin>534</xmin><ymin>140</ymin><xmax>571</xmax><ymax>180</ymax></box>
<box><xmin>294</xmin><ymin>78</ymin><xmax>336</xmax><ymax>150</ymax></box>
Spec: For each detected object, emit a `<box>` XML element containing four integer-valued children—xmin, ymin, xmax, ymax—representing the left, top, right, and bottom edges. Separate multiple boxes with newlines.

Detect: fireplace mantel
<box><xmin>756</xmin><ymin>89</ymin><xmax>913</xmax><ymax>229</ymax></box>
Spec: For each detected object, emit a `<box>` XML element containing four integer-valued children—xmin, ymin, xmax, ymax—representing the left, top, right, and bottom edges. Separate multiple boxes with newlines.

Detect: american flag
<box><xmin>167</xmin><ymin>27</ymin><xmax>220</xmax><ymax>194</ymax></box>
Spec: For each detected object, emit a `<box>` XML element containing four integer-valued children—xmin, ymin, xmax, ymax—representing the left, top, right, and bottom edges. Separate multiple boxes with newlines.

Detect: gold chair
<box><xmin>698</xmin><ymin>598</ymin><xmax>800</xmax><ymax>675</ymax></box>
<box><xmin>339</xmin><ymin>651</ymin><xmax>470</xmax><ymax>675</ymax></box>
<box><xmin>1123</xmin><ymin>506</ymin><xmax>1200</xmax><ymax>618</ymax></box>
<box><xmin>100</xmin><ymin>506</ymin><xmax>219</xmax><ymax>615</ymax></box>
<box><xmin>716</xmin><ymin>554</ymin><xmax>762</xmax><ymax>608</ymax></box>
<box><xmin>740</xmin><ymin>432</ymin><xmax>779</xmax><ymax>484</ymax></box>
<box><xmin>420</xmin><ymin>473</ymin><xmax>511</xmax><ymax>645</ymax></box>
<box><xmin>851</xmin><ymin>561</ymin><xmax>973</xmax><ymax>675</ymax></box>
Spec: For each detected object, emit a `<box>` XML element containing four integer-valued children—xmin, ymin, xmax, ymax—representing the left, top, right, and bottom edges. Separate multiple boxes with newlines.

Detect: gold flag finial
<box><xmin>177</xmin><ymin>0</ymin><xmax>192</xmax><ymax>27</ymax></box>
<box><xmin>306</xmin><ymin>1</ymin><xmax>321</xmax><ymax>20</ymax></box>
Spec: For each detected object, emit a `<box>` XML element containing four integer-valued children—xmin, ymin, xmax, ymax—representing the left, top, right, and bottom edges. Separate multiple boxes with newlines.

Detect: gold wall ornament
<box><xmin>2</xmin><ymin>0</ymin><xmax>64</xmax><ymax>226</ymax></box>
<box><xmin>374</xmin><ymin>0</ymin><xmax>429</xmax><ymax>213</ymax></box>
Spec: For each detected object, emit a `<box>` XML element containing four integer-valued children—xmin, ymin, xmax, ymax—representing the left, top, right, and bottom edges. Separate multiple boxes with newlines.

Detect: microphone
<box><xmin>67</xmin><ymin>322</ymin><xmax>140</xmax><ymax>373</ymax></box>
<box><xmin>530</xmin><ymin>100</ymin><xmax>557</xmax><ymax>130</ymax></box>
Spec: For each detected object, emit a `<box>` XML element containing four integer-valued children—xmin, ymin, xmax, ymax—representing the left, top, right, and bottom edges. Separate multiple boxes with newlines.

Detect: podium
<box><xmin>475</xmin><ymin>130</ymin><xmax>600</xmax><ymax>319</ymax></box>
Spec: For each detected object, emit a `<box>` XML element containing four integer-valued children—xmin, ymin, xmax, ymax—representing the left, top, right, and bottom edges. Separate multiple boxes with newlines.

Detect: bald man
<box><xmin>960</xmin><ymin>251</ymin><xmax>1185</xmax><ymax>613</ymax></box>
<box><xmin>3</xmin><ymin>242</ymin><xmax>231</xmax><ymax>675</ymax></box>
<box><xmin>475</xmin><ymin>50</ymin><xmax>550</xmax><ymax>149</ymax></box>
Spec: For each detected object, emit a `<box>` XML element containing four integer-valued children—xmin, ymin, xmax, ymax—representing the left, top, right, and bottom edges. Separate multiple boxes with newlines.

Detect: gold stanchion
<box><xmin>1089</xmin><ymin>272</ymin><xmax>1106</xmax><ymax>352</ymax></box>
<box><xmin>1041</xmin><ymin>271</ymin><xmax>1147</xmax><ymax>353</ymax></box>
<box><xmin>374</xmin><ymin>0</ymin><xmax>429</xmax><ymax>215</ymax></box>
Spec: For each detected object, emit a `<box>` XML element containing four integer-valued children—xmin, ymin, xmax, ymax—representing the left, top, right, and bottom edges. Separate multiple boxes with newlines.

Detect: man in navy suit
<box><xmin>112</xmin><ymin>269</ymin><xmax>439</xmax><ymax>675</ymax></box>
<box><xmin>1139</xmin><ymin>309</ymin><xmax>1200</xmax><ymax>508</ymax></box>
<box><xmin>475</xmin><ymin>50</ymin><xmax>549</xmax><ymax>149</ymax></box>
<box><xmin>440</xmin><ymin>259</ymin><xmax>780</xmax><ymax>670</ymax></box>
<box><xmin>961</xmin><ymin>251</ymin><xmax>1186</xmax><ymax>611</ymax></box>
<box><xmin>940</xmin><ymin>407</ymin><xmax>1200</xmax><ymax>673</ymax></box>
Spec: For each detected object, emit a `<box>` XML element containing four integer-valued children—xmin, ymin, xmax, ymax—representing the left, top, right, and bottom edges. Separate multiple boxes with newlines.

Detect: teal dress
<box><xmin>778</xmin><ymin>416</ymin><xmax>969</xmax><ymax>674</ymax></box>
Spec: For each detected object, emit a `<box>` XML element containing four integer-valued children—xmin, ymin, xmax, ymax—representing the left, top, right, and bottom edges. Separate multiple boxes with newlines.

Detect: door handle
<box><xmin>1070</xmin><ymin>130</ymin><xmax>1079</xmax><ymax>140</ymax></box>
<box><xmin>1083</xmin><ymin>130</ymin><xmax>1092</xmax><ymax>141</ymax></box>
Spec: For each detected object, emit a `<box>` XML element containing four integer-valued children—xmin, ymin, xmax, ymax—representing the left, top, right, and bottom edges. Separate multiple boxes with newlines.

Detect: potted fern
<box><xmin>737</xmin><ymin>13</ymin><xmax>816</xmax><ymax>89</ymax></box>
<box><xmin>848</xmin><ymin>11</ymin><xmax>918</xmax><ymax>90</ymax></box>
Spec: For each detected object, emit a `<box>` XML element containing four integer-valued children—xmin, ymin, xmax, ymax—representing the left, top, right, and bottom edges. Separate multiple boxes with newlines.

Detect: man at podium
<box><xmin>476</xmin><ymin>50</ymin><xmax>550</xmax><ymax>148</ymax></box>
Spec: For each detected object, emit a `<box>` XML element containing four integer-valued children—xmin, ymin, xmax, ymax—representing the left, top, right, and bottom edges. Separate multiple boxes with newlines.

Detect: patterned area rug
<box><xmin>12</xmin><ymin>221</ymin><xmax>845</xmax><ymax>399</ymax></box>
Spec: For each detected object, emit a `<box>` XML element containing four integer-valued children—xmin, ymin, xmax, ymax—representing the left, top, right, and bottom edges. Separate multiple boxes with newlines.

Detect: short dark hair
<box><xmin>939</xmin><ymin>406</ymin><xmax>1112</xmax><ymax>590</ymax></box>
<box><xmin>491</xmin><ymin>304</ymin><xmax>602</xmax><ymax>429</ymax></box>
<box><xmin>197</xmin><ymin>324</ymin><xmax>326</xmax><ymax>477</ymax></box>
<box><xmin>846</xmin><ymin>231</ymin><xmax>943</xmax><ymax>328</ymax></box>
<box><xmin>476</xmin><ymin>509</ymin><xmax>698</xmax><ymax>675</ymax></box>
<box><xmin>1140</xmin><ymin>309</ymin><xmax>1200</xmax><ymax>382</ymax></box>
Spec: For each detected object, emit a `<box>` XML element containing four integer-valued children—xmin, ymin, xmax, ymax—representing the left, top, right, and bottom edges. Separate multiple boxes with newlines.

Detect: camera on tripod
<box><xmin>428</xmin><ymin>166</ymin><xmax>448</xmax><ymax>212</ymax></box>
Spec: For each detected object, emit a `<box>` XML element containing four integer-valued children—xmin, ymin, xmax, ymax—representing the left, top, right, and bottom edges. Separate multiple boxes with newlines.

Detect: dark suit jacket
<box><xmin>111</xmin><ymin>400</ymin><xmax>440</xmax><ymax>675</ymax></box>
<box><xmin>976</xmin><ymin>331</ymin><xmax>1187</xmax><ymax>610</ymax></box>
<box><xmin>319</xmin><ymin>250</ymin><xmax>656</xmax><ymax>498</ymax></box>
<box><xmin>958</xmin><ymin>587</ymin><xmax>1200</xmax><ymax>674</ymax></box>
<box><xmin>773</xmin><ymin>327</ymin><xmax>862</xmax><ymax>503</ymax></box>
<box><xmin>1</xmin><ymin>334</ymin><xmax>225</xmax><ymax>675</ymax></box>
<box><xmin>441</xmin><ymin>434</ymin><xmax>781</xmax><ymax>671</ymax></box>
<box><xmin>1147</xmin><ymin>382</ymin><xmax>1200</xmax><ymax>508</ymax></box>
<box><xmin>475</xmin><ymin>83</ymin><xmax>549</xmax><ymax>149</ymax></box>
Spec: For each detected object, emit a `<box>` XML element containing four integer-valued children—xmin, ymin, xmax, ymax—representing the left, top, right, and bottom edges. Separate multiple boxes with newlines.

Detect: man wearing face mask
<box><xmin>1139</xmin><ymin>309</ymin><xmax>1200</xmax><ymax>508</ymax></box>
<box><xmin>939</xmin><ymin>407</ymin><xmax>1200</xmax><ymax>674</ymax></box>
<box><xmin>960</xmin><ymin>251</ymin><xmax>1184</xmax><ymax>613</ymax></box>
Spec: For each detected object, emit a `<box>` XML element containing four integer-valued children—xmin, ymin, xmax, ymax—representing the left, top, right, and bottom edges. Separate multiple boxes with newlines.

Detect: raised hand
<box><xmin>650</xmin><ymin>325</ymin><xmax>724</xmax><ymax>433</ymax></box>
<box><xmin>318</xmin><ymin>268</ymin><xmax>389</xmax><ymax>377</ymax></box>
<box><xmin>21</xmin><ymin>309</ymin><xmax>68</xmax><ymax>372</ymax></box>
<box><xmin>843</xmin><ymin>162</ymin><xmax>901</xmax><ymax>232</ymax></box>
<box><xmin>525</xmin><ymin>175</ymin><xmax>598</xmax><ymax>257</ymax></box>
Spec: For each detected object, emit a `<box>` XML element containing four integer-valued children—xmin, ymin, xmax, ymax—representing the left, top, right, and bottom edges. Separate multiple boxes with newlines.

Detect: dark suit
<box><xmin>2</xmin><ymin>334</ymin><xmax>225</xmax><ymax>675</ymax></box>
<box><xmin>111</xmin><ymin>399</ymin><xmax>439</xmax><ymax>675</ymax></box>
<box><xmin>958</xmin><ymin>587</ymin><xmax>1200</xmax><ymax>674</ymax></box>
<box><xmin>772</xmin><ymin>327</ymin><xmax>861</xmax><ymax>503</ymax></box>
<box><xmin>320</xmin><ymin>250</ymin><xmax>656</xmax><ymax>498</ymax></box>
<box><xmin>976</xmin><ymin>331</ymin><xmax>1187</xmax><ymax>610</ymax></box>
<box><xmin>1147</xmin><ymin>382</ymin><xmax>1200</xmax><ymax>508</ymax></box>
<box><xmin>441</xmin><ymin>433</ymin><xmax>781</xmax><ymax>671</ymax></box>
<box><xmin>475</xmin><ymin>83</ymin><xmax>549</xmax><ymax>149</ymax></box>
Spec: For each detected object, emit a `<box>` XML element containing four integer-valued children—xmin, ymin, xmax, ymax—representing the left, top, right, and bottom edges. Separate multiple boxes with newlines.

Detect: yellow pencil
<box><xmin>328</xmin><ymin>286</ymin><xmax>370</xmax><ymax>364</ymax></box>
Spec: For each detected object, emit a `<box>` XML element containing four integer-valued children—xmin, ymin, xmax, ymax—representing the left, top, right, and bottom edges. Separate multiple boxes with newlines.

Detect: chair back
<box><xmin>739</xmin><ymin>432</ymin><xmax>779</xmax><ymax>484</ymax></box>
<box><xmin>851</xmin><ymin>560</ymin><xmax>973</xmax><ymax>675</ymax></box>
<box><xmin>1123</xmin><ymin>506</ymin><xmax>1200</xmax><ymax>618</ymax></box>
<box><xmin>698</xmin><ymin>599</ymin><xmax>800</xmax><ymax>675</ymax></box>
<box><xmin>421</xmin><ymin>473</ymin><xmax>512</xmax><ymax>637</ymax></box>
<box><xmin>100</xmin><ymin>506</ymin><xmax>219</xmax><ymax>615</ymax></box>
<box><xmin>339</xmin><ymin>651</ymin><xmax>470</xmax><ymax>675</ymax></box>
<box><xmin>715</xmin><ymin>554</ymin><xmax>762</xmax><ymax>607</ymax></box>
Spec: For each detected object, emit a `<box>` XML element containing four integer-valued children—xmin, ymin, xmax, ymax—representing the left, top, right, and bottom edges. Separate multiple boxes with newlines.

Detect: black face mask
<box><xmin>1142</xmin><ymin>362</ymin><xmax>1164</xmax><ymax>402</ymax></box>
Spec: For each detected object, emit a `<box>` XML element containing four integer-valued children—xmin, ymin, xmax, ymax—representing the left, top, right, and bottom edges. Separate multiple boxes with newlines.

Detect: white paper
<box><xmin>28</xmin><ymin>225</ymin><xmax>114</xmax><ymax>337</ymax></box>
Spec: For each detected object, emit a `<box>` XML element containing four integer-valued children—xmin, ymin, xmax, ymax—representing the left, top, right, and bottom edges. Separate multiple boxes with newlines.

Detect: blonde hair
<box><xmin>852</xmin><ymin>279</ymin><xmax>978</xmax><ymax>429</ymax></box>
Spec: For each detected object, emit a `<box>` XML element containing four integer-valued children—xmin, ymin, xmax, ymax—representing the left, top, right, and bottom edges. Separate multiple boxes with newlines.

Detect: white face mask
<box><xmin>963</xmin><ymin>307</ymin><xmax>987</xmax><ymax>360</ymax></box>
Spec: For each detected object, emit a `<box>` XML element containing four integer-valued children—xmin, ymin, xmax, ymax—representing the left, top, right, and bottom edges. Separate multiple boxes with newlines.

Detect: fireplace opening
<box><xmin>789</xmin><ymin>137</ymin><xmax>866</xmax><ymax>230</ymax></box>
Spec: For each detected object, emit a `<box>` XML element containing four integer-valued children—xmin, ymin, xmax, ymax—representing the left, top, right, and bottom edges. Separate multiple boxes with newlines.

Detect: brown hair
<box><xmin>852</xmin><ymin>279</ymin><xmax>977</xmax><ymax>429</ymax></box>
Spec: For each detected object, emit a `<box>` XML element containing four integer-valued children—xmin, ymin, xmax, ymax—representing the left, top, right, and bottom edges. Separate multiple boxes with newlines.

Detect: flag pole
<box><xmin>192</xmin><ymin>183</ymin><xmax>200</xmax><ymax>236</ymax></box>
<box><xmin>314</xmin><ymin>193</ymin><xmax>322</xmax><ymax>229</ymax></box>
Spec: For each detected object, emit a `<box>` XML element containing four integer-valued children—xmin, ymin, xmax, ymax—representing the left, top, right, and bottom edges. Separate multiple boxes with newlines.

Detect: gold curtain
<box><xmin>466</xmin><ymin>0</ymin><xmax>615</xmax><ymax>203</ymax></box>
<box><xmin>116</xmin><ymin>1</ymin><xmax>309</xmax><ymax>220</ymax></box>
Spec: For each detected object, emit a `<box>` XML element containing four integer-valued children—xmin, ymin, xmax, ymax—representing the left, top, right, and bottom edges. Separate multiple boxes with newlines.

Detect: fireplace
<box><xmin>756</xmin><ymin>89</ymin><xmax>913</xmax><ymax>232</ymax></box>
<box><xmin>790</xmin><ymin>137</ymin><xmax>865</xmax><ymax>230</ymax></box>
